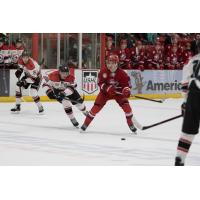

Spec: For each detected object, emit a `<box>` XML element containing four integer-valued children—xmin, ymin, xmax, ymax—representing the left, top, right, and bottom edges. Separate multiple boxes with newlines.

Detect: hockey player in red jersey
<box><xmin>42</xmin><ymin>64</ymin><xmax>88</xmax><ymax>127</ymax></box>
<box><xmin>11</xmin><ymin>50</ymin><xmax>44</xmax><ymax>113</ymax></box>
<box><xmin>80</xmin><ymin>54</ymin><xmax>142</xmax><ymax>133</ymax></box>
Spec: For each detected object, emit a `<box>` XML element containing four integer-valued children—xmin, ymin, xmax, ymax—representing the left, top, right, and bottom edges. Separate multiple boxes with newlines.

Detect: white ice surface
<box><xmin>0</xmin><ymin>99</ymin><xmax>200</xmax><ymax>165</ymax></box>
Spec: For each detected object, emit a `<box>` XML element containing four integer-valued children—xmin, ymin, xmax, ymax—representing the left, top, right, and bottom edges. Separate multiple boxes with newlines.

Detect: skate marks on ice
<box><xmin>1</xmin><ymin>100</ymin><xmax>200</xmax><ymax>165</ymax></box>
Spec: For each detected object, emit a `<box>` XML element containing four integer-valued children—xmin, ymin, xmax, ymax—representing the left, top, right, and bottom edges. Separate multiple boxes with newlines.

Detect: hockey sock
<box><xmin>83</xmin><ymin>111</ymin><xmax>95</xmax><ymax>126</ymax></box>
<box><xmin>64</xmin><ymin>107</ymin><xmax>75</xmax><ymax>120</ymax></box>
<box><xmin>76</xmin><ymin>103</ymin><xmax>87</xmax><ymax>114</ymax></box>
<box><xmin>125</xmin><ymin>112</ymin><xmax>134</xmax><ymax>126</ymax></box>
<box><xmin>33</xmin><ymin>96</ymin><xmax>43</xmax><ymax>110</ymax></box>
<box><xmin>16</xmin><ymin>91</ymin><xmax>22</xmax><ymax>105</ymax></box>
<box><xmin>176</xmin><ymin>132</ymin><xmax>195</xmax><ymax>164</ymax></box>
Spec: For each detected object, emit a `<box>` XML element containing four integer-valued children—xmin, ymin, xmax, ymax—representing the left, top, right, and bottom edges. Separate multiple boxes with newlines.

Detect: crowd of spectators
<box><xmin>0</xmin><ymin>34</ymin><xmax>25</xmax><ymax>69</ymax></box>
<box><xmin>1</xmin><ymin>33</ymin><xmax>200</xmax><ymax>70</ymax></box>
<box><xmin>106</xmin><ymin>33</ymin><xmax>200</xmax><ymax>70</ymax></box>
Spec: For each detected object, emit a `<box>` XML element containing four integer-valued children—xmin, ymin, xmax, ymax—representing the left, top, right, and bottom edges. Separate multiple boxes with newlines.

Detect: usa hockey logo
<box><xmin>82</xmin><ymin>70</ymin><xmax>98</xmax><ymax>94</ymax></box>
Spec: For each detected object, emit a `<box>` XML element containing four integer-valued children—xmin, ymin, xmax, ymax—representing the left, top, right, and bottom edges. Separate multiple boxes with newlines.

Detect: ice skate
<box><xmin>38</xmin><ymin>106</ymin><xmax>44</xmax><ymax>114</ymax></box>
<box><xmin>129</xmin><ymin>125</ymin><xmax>137</xmax><ymax>134</ymax></box>
<box><xmin>11</xmin><ymin>104</ymin><xmax>21</xmax><ymax>113</ymax></box>
<box><xmin>80</xmin><ymin>124</ymin><xmax>87</xmax><ymax>132</ymax></box>
<box><xmin>70</xmin><ymin>118</ymin><xmax>79</xmax><ymax>128</ymax></box>
<box><xmin>175</xmin><ymin>157</ymin><xmax>184</xmax><ymax>166</ymax></box>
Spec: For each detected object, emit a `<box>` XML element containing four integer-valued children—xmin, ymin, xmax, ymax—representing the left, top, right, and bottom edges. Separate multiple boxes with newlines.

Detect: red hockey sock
<box><xmin>84</xmin><ymin>111</ymin><xmax>95</xmax><ymax>126</ymax></box>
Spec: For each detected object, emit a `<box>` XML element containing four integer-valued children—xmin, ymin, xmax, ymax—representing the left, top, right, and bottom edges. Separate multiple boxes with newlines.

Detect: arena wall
<box><xmin>0</xmin><ymin>69</ymin><xmax>182</xmax><ymax>102</ymax></box>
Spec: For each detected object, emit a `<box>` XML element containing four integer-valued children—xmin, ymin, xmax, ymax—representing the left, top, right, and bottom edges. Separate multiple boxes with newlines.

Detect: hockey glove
<box><xmin>56</xmin><ymin>91</ymin><xmax>66</xmax><ymax>102</ymax></box>
<box><xmin>17</xmin><ymin>79</ymin><xmax>27</xmax><ymax>87</ymax></box>
<box><xmin>15</xmin><ymin>68</ymin><xmax>23</xmax><ymax>78</ymax></box>
<box><xmin>106</xmin><ymin>85</ymin><xmax>116</xmax><ymax>97</ymax></box>
<box><xmin>181</xmin><ymin>102</ymin><xmax>186</xmax><ymax>116</ymax></box>
<box><xmin>46</xmin><ymin>89</ymin><xmax>56</xmax><ymax>99</ymax></box>
<box><xmin>122</xmin><ymin>87</ymin><xmax>131</xmax><ymax>98</ymax></box>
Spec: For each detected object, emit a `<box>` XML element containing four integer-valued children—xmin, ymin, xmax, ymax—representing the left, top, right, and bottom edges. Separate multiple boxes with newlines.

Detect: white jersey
<box><xmin>18</xmin><ymin>57</ymin><xmax>41</xmax><ymax>83</ymax></box>
<box><xmin>182</xmin><ymin>53</ymin><xmax>200</xmax><ymax>89</ymax></box>
<box><xmin>43</xmin><ymin>70</ymin><xmax>76</xmax><ymax>92</ymax></box>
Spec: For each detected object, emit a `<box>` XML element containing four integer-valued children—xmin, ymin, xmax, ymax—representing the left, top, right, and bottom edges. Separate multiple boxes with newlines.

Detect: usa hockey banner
<box><xmin>127</xmin><ymin>70</ymin><xmax>182</xmax><ymax>94</ymax></box>
<box><xmin>82</xmin><ymin>70</ymin><xmax>98</xmax><ymax>94</ymax></box>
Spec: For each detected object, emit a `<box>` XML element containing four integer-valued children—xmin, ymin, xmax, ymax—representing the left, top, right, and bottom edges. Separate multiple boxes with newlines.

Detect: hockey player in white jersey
<box><xmin>42</xmin><ymin>64</ymin><xmax>88</xmax><ymax>127</ymax></box>
<box><xmin>11</xmin><ymin>50</ymin><xmax>44</xmax><ymax>113</ymax></box>
<box><xmin>175</xmin><ymin>42</ymin><xmax>200</xmax><ymax>166</ymax></box>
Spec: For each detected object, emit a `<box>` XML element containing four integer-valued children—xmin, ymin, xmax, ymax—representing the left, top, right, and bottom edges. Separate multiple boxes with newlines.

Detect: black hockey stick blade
<box><xmin>142</xmin><ymin>114</ymin><xmax>183</xmax><ymax>130</ymax></box>
<box><xmin>134</xmin><ymin>95</ymin><xmax>164</xmax><ymax>103</ymax></box>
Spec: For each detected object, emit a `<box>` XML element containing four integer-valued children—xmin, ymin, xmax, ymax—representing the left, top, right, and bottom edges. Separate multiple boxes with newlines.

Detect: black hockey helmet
<box><xmin>16</xmin><ymin>38</ymin><xmax>23</xmax><ymax>43</ymax></box>
<box><xmin>59</xmin><ymin>64</ymin><xmax>69</xmax><ymax>75</ymax></box>
<box><xmin>21</xmin><ymin>50</ymin><xmax>31</xmax><ymax>57</ymax></box>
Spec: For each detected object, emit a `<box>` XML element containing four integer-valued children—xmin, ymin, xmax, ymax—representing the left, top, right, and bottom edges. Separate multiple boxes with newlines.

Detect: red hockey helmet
<box><xmin>106</xmin><ymin>54</ymin><xmax>119</xmax><ymax>63</ymax></box>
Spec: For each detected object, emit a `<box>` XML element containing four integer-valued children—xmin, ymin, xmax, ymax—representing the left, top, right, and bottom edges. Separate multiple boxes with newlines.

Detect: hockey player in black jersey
<box><xmin>175</xmin><ymin>42</ymin><xmax>200</xmax><ymax>166</ymax></box>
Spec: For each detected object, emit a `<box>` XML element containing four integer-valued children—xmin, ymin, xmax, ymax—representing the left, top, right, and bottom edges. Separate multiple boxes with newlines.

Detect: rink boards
<box><xmin>0</xmin><ymin>69</ymin><xmax>182</xmax><ymax>102</ymax></box>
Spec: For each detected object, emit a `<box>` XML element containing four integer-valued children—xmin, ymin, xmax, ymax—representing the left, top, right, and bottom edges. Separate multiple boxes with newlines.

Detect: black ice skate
<box><xmin>11</xmin><ymin>104</ymin><xmax>21</xmax><ymax>113</ymax></box>
<box><xmin>129</xmin><ymin>125</ymin><xmax>137</xmax><ymax>134</ymax></box>
<box><xmin>175</xmin><ymin>157</ymin><xmax>184</xmax><ymax>166</ymax></box>
<box><xmin>80</xmin><ymin>124</ymin><xmax>87</xmax><ymax>132</ymax></box>
<box><xmin>38</xmin><ymin>106</ymin><xmax>44</xmax><ymax>114</ymax></box>
<box><xmin>70</xmin><ymin>118</ymin><xmax>79</xmax><ymax>127</ymax></box>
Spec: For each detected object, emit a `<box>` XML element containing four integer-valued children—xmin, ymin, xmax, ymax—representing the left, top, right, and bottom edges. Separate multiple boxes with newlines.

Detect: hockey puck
<box><xmin>121</xmin><ymin>138</ymin><xmax>126</xmax><ymax>141</ymax></box>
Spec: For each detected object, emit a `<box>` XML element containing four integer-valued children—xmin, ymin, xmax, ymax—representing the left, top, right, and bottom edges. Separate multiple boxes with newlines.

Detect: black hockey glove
<box><xmin>17</xmin><ymin>79</ymin><xmax>27</xmax><ymax>87</ymax></box>
<box><xmin>56</xmin><ymin>91</ymin><xmax>66</xmax><ymax>103</ymax></box>
<box><xmin>46</xmin><ymin>89</ymin><xmax>56</xmax><ymax>99</ymax></box>
<box><xmin>181</xmin><ymin>102</ymin><xmax>186</xmax><ymax>116</ymax></box>
<box><xmin>15</xmin><ymin>68</ymin><xmax>23</xmax><ymax>78</ymax></box>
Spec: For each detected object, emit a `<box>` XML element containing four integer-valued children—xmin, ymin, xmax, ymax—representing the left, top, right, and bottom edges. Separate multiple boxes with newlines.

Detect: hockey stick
<box><xmin>142</xmin><ymin>114</ymin><xmax>183</xmax><ymax>130</ymax></box>
<box><xmin>64</xmin><ymin>92</ymin><xmax>85</xmax><ymax>104</ymax></box>
<box><xmin>133</xmin><ymin>95</ymin><xmax>165</xmax><ymax>103</ymax></box>
<box><xmin>115</xmin><ymin>91</ymin><xmax>165</xmax><ymax>103</ymax></box>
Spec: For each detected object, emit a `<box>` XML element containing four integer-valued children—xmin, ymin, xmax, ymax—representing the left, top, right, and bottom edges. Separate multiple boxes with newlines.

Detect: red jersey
<box><xmin>116</xmin><ymin>48</ymin><xmax>131</xmax><ymax>69</ymax></box>
<box><xmin>98</xmin><ymin>67</ymin><xmax>131</xmax><ymax>94</ymax></box>
<box><xmin>181</xmin><ymin>50</ymin><xmax>193</xmax><ymax>65</ymax></box>
<box><xmin>0</xmin><ymin>44</ymin><xmax>9</xmax><ymax>50</ymax></box>
<box><xmin>130</xmin><ymin>46</ymin><xmax>146</xmax><ymax>69</ymax></box>
<box><xmin>146</xmin><ymin>46</ymin><xmax>164</xmax><ymax>69</ymax></box>
<box><xmin>9</xmin><ymin>44</ymin><xmax>25</xmax><ymax>50</ymax></box>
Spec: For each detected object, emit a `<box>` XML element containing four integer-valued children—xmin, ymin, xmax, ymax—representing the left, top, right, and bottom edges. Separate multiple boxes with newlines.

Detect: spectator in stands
<box><xmin>105</xmin><ymin>35</ymin><xmax>116</xmax><ymax>57</ymax></box>
<box><xmin>165</xmin><ymin>44</ymin><xmax>181</xmax><ymax>69</ymax></box>
<box><xmin>116</xmin><ymin>38</ymin><xmax>131</xmax><ymax>69</ymax></box>
<box><xmin>0</xmin><ymin>37</ymin><xmax>9</xmax><ymax>50</ymax></box>
<box><xmin>130</xmin><ymin>40</ymin><xmax>146</xmax><ymax>70</ymax></box>
<box><xmin>146</xmin><ymin>41</ymin><xmax>164</xmax><ymax>70</ymax></box>
<box><xmin>16</xmin><ymin>38</ymin><xmax>25</xmax><ymax>50</ymax></box>
<box><xmin>8</xmin><ymin>38</ymin><xmax>25</xmax><ymax>69</ymax></box>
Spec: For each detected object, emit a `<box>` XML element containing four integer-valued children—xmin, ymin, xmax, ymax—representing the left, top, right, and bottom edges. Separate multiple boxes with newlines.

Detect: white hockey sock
<box><xmin>16</xmin><ymin>97</ymin><xmax>21</xmax><ymax>105</ymax></box>
<box><xmin>76</xmin><ymin>103</ymin><xmax>87</xmax><ymax>114</ymax></box>
<box><xmin>176</xmin><ymin>132</ymin><xmax>195</xmax><ymax>163</ymax></box>
<box><xmin>36</xmin><ymin>101</ymin><xmax>43</xmax><ymax>109</ymax></box>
